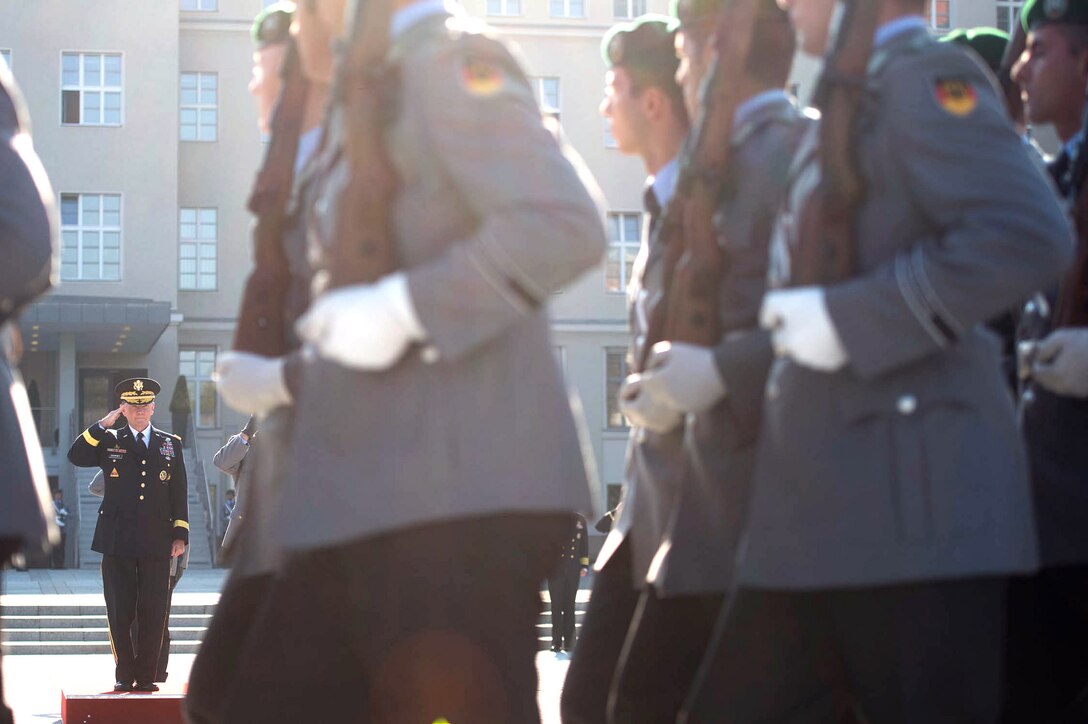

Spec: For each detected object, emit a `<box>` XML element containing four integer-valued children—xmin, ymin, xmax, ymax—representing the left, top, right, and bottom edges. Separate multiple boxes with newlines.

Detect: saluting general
<box><xmin>682</xmin><ymin>0</ymin><xmax>1073</xmax><ymax>719</ymax></box>
<box><xmin>213</xmin><ymin>0</ymin><xmax>607</xmax><ymax>722</ymax></box>
<box><xmin>67</xmin><ymin>378</ymin><xmax>188</xmax><ymax>693</ymax></box>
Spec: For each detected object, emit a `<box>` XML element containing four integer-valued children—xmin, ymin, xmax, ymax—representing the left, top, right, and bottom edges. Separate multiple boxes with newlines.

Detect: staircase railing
<box><xmin>183</xmin><ymin>415</ymin><xmax>217</xmax><ymax>567</ymax></box>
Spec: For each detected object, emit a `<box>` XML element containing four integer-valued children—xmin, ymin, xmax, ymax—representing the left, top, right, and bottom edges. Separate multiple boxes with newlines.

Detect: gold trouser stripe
<box><xmin>101</xmin><ymin>559</ymin><xmax>118</xmax><ymax>664</ymax></box>
<box><xmin>580</xmin><ymin>557</ymin><xmax>590</xmax><ymax>565</ymax></box>
<box><xmin>173</xmin><ymin>520</ymin><xmax>190</xmax><ymax>530</ymax></box>
<box><xmin>82</xmin><ymin>428</ymin><xmax>100</xmax><ymax>447</ymax></box>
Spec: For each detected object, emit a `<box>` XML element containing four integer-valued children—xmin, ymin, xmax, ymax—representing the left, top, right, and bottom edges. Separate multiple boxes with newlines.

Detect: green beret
<box><xmin>252</xmin><ymin>1</ymin><xmax>295</xmax><ymax>49</ymax></box>
<box><xmin>602</xmin><ymin>14</ymin><xmax>679</xmax><ymax>78</ymax></box>
<box><xmin>939</xmin><ymin>27</ymin><xmax>1008</xmax><ymax>74</ymax></box>
<box><xmin>1022</xmin><ymin>0</ymin><xmax>1088</xmax><ymax>31</ymax></box>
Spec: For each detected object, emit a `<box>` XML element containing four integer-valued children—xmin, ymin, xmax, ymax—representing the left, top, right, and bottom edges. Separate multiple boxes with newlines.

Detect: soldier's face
<box><xmin>250</xmin><ymin>43</ymin><xmax>288</xmax><ymax>135</ymax></box>
<box><xmin>121</xmin><ymin>401</ymin><xmax>154</xmax><ymax>430</ymax></box>
<box><xmin>777</xmin><ymin>0</ymin><xmax>835</xmax><ymax>56</ymax></box>
<box><xmin>600</xmin><ymin>67</ymin><xmax>652</xmax><ymax>155</ymax></box>
<box><xmin>1013</xmin><ymin>25</ymin><xmax>1088</xmax><ymax>133</ymax></box>
<box><xmin>675</xmin><ymin>29</ymin><xmax>712</xmax><ymax>121</ymax></box>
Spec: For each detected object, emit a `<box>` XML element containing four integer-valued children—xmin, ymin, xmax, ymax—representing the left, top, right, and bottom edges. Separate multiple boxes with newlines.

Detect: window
<box><xmin>486</xmin><ymin>0</ymin><xmax>521</xmax><ymax>15</ymax></box>
<box><xmin>179</xmin><ymin>348</ymin><xmax>218</xmax><ymax>429</ymax></box>
<box><xmin>550</xmin><ymin>0</ymin><xmax>585</xmax><ymax>17</ymax></box>
<box><xmin>1</xmin><ymin>50</ymin><xmax>10</xmax><ymax>69</ymax></box>
<box><xmin>181</xmin><ymin>0</ymin><xmax>218</xmax><ymax>9</ymax></box>
<box><xmin>179</xmin><ymin>208</ymin><xmax>218</xmax><ymax>290</ymax></box>
<box><xmin>929</xmin><ymin>0</ymin><xmax>950</xmax><ymax>30</ymax></box>
<box><xmin>61</xmin><ymin>53</ymin><xmax>122</xmax><ymax>126</ymax></box>
<box><xmin>996</xmin><ymin>0</ymin><xmax>1023</xmax><ymax>32</ymax></box>
<box><xmin>605</xmin><ymin>348</ymin><xmax>630</xmax><ymax>429</ymax></box>
<box><xmin>531</xmin><ymin>77</ymin><xmax>560</xmax><ymax>117</ymax></box>
<box><xmin>180</xmin><ymin>72</ymin><xmax>218</xmax><ymax>141</ymax></box>
<box><xmin>59</xmin><ymin>193</ymin><xmax>121</xmax><ymax>281</ymax></box>
<box><xmin>613</xmin><ymin>0</ymin><xmax>646</xmax><ymax>17</ymax></box>
<box><xmin>606</xmin><ymin>212</ymin><xmax>641</xmax><ymax>293</ymax></box>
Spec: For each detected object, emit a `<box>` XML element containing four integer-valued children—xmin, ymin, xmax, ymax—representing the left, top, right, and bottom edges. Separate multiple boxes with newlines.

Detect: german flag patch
<box><xmin>933</xmin><ymin>78</ymin><xmax>977</xmax><ymax>117</ymax></box>
<box><xmin>461</xmin><ymin>57</ymin><xmax>505</xmax><ymax>98</ymax></box>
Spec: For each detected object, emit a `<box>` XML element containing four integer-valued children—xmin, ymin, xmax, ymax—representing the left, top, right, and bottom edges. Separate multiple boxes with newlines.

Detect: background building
<box><xmin>0</xmin><ymin>0</ymin><xmax>1040</xmax><ymax>567</ymax></box>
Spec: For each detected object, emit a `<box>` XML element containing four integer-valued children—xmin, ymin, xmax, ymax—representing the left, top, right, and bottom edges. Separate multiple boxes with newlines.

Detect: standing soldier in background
<box><xmin>548</xmin><ymin>513</ymin><xmax>589</xmax><ymax>653</ymax></box>
<box><xmin>563</xmin><ymin>16</ymin><xmax>690</xmax><ymax>722</ymax></box>
<box><xmin>602</xmin><ymin>0</ymin><xmax>808</xmax><ymax>720</ymax></box>
<box><xmin>1007</xmin><ymin>0</ymin><xmax>1088</xmax><ymax>718</ymax></box>
<box><xmin>0</xmin><ymin>55</ymin><xmax>58</xmax><ymax>724</ymax></box>
<box><xmin>682</xmin><ymin>0</ymin><xmax>1072</xmax><ymax>719</ymax></box>
<box><xmin>212</xmin><ymin>415</ymin><xmax>257</xmax><ymax>555</ymax></box>
<box><xmin>215</xmin><ymin>0</ymin><xmax>607</xmax><ymax>721</ymax></box>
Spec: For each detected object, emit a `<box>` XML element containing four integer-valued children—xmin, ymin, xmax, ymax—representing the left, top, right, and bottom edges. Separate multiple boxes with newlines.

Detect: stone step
<box><xmin>2</xmin><ymin>626</ymin><xmax>207</xmax><ymax>642</ymax></box>
<box><xmin>1</xmin><ymin>640</ymin><xmax>202</xmax><ymax>656</ymax></box>
<box><xmin>1</xmin><ymin>613</ymin><xmax>212</xmax><ymax>629</ymax></box>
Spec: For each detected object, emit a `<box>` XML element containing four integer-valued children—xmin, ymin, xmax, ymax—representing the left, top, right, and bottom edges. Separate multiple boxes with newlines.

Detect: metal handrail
<box><xmin>183</xmin><ymin>414</ymin><xmax>217</xmax><ymax>567</ymax></box>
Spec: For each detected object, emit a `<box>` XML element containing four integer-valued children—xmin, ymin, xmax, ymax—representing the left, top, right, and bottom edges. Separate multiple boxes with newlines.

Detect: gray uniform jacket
<box><xmin>648</xmin><ymin>96</ymin><xmax>810</xmax><ymax>596</ymax></box>
<box><xmin>277</xmin><ymin>9</ymin><xmax>606</xmax><ymax>551</ymax></box>
<box><xmin>212</xmin><ymin>433</ymin><xmax>252</xmax><ymax>552</ymax></box>
<box><xmin>0</xmin><ymin>62</ymin><xmax>58</xmax><ymax>554</ymax></box>
<box><xmin>746</xmin><ymin>28</ymin><xmax>1073</xmax><ymax>589</ymax></box>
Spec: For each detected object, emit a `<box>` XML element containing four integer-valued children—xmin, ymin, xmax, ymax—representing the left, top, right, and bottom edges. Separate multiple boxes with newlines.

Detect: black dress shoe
<box><xmin>134</xmin><ymin>682</ymin><xmax>159</xmax><ymax>692</ymax></box>
<box><xmin>550</xmin><ymin>645</ymin><xmax>561</xmax><ymax>652</ymax></box>
<box><xmin>114</xmin><ymin>681</ymin><xmax>133</xmax><ymax>692</ymax></box>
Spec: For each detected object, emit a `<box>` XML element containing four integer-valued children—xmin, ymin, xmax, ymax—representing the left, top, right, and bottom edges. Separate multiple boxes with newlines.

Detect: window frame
<box><xmin>605</xmin><ymin>347</ymin><xmax>630</xmax><ymax>430</ymax></box>
<box><xmin>180</xmin><ymin>0</ymin><xmax>218</xmax><ymax>11</ymax></box>
<box><xmin>179</xmin><ymin>71</ymin><xmax>219</xmax><ymax>142</ymax></box>
<box><xmin>929</xmin><ymin>0</ymin><xmax>951</xmax><ymax>30</ymax></box>
<box><xmin>613</xmin><ymin>0</ymin><xmax>647</xmax><ymax>18</ymax></box>
<box><xmin>605</xmin><ymin>211</ymin><xmax>642</xmax><ymax>294</ymax></box>
<box><xmin>59</xmin><ymin>192</ymin><xmax>123</xmax><ymax>282</ymax></box>
<box><xmin>59</xmin><ymin>51</ymin><xmax>124</xmax><ymax>127</ymax></box>
<box><xmin>178</xmin><ymin>207</ymin><xmax>219</xmax><ymax>291</ymax></box>
<box><xmin>995</xmin><ymin>0</ymin><xmax>1023</xmax><ymax>33</ymax></box>
<box><xmin>530</xmin><ymin>76</ymin><xmax>561</xmax><ymax>117</ymax></box>
<box><xmin>179</xmin><ymin>347</ymin><xmax>219</xmax><ymax>430</ymax></box>
<box><xmin>550</xmin><ymin>0</ymin><xmax>587</xmax><ymax>17</ymax></box>
<box><xmin>485</xmin><ymin>0</ymin><xmax>523</xmax><ymax>16</ymax></box>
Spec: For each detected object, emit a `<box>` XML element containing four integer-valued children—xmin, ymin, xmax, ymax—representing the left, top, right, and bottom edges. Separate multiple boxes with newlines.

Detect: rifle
<box><xmin>791</xmin><ymin>0</ymin><xmax>881</xmax><ymax>286</ymax></box>
<box><xmin>233</xmin><ymin>41</ymin><xmax>311</xmax><ymax>357</ymax></box>
<box><xmin>324</xmin><ymin>0</ymin><xmax>400</xmax><ymax>290</ymax></box>
<box><xmin>997</xmin><ymin>17</ymin><xmax>1027</xmax><ymax>126</ymax></box>
<box><xmin>636</xmin><ymin>0</ymin><xmax>760</xmax><ymax>372</ymax></box>
<box><xmin>1055</xmin><ymin>101</ymin><xmax>1088</xmax><ymax>327</ymax></box>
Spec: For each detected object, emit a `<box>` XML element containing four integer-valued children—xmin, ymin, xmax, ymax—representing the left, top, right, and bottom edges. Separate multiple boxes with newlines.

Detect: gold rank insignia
<box><xmin>110</xmin><ymin>468</ymin><xmax>119</xmax><ymax>478</ymax></box>
<box><xmin>160</xmin><ymin>470</ymin><xmax>169</xmax><ymax>481</ymax></box>
<box><xmin>933</xmin><ymin>79</ymin><xmax>977</xmax><ymax>117</ymax></box>
<box><xmin>461</xmin><ymin>58</ymin><xmax>504</xmax><ymax>98</ymax></box>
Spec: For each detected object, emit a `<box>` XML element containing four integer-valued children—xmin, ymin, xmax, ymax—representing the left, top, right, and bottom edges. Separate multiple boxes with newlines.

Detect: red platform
<box><xmin>62</xmin><ymin>681</ymin><xmax>188</xmax><ymax>724</ymax></box>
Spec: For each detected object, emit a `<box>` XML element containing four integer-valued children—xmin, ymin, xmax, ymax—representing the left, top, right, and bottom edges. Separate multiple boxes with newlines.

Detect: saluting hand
<box><xmin>98</xmin><ymin>407</ymin><xmax>123</xmax><ymax>429</ymax></box>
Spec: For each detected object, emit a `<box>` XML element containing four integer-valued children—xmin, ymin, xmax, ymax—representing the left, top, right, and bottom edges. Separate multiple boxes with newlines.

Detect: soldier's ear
<box><xmin>640</xmin><ymin>85</ymin><xmax>665</xmax><ymax>119</ymax></box>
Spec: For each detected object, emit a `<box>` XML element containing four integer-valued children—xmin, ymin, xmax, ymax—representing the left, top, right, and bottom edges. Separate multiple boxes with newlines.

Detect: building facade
<box><xmin>1</xmin><ymin>0</ymin><xmax>1037</xmax><ymax>566</ymax></box>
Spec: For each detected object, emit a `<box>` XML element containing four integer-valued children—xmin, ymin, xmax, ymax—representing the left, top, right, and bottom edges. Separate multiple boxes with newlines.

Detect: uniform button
<box><xmin>421</xmin><ymin>345</ymin><xmax>439</xmax><ymax>364</ymax></box>
<box><xmin>140</xmin><ymin>483</ymin><xmax>145</xmax><ymax>488</ymax></box>
<box><xmin>139</xmin><ymin>495</ymin><xmax>145</xmax><ymax>501</ymax></box>
<box><xmin>897</xmin><ymin>394</ymin><xmax>917</xmax><ymax>415</ymax></box>
<box><xmin>142</xmin><ymin>460</ymin><xmax>146</xmax><ymax>465</ymax></box>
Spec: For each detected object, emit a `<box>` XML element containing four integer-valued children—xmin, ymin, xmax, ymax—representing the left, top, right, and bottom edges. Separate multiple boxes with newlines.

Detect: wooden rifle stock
<box><xmin>1056</xmin><ymin>102</ymin><xmax>1088</xmax><ymax>327</ymax></box>
<box><xmin>233</xmin><ymin>42</ymin><xmax>311</xmax><ymax>356</ymax></box>
<box><xmin>997</xmin><ymin>18</ymin><xmax>1027</xmax><ymax>126</ymax></box>
<box><xmin>791</xmin><ymin>0</ymin><xmax>880</xmax><ymax>287</ymax></box>
<box><xmin>326</xmin><ymin>0</ymin><xmax>400</xmax><ymax>290</ymax></box>
<box><xmin>637</xmin><ymin>0</ymin><xmax>759</xmax><ymax>372</ymax></box>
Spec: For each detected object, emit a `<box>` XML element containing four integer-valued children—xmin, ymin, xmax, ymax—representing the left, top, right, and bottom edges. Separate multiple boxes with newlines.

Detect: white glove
<box><xmin>640</xmin><ymin>341</ymin><xmax>727</xmax><ymax>413</ymax></box>
<box><xmin>759</xmin><ymin>286</ymin><xmax>848</xmax><ymax>372</ymax></box>
<box><xmin>215</xmin><ymin>352</ymin><xmax>292</xmax><ymax>415</ymax></box>
<box><xmin>619</xmin><ymin>374</ymin><xmax>684</xmax><ymax>434</ymax></box>
<box><xmin>1031</xmin><ymin>328</ymin><xmax>1088</xmax><ymax>398</ymax></box>
<box><xmin>295</xmin><ymin>272</ymin><xmax>426</xmax><ymax>371</ymax></box>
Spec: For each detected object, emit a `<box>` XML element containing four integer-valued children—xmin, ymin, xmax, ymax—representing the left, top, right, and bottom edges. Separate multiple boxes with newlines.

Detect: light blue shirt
<box><xmin>651</xmin><ymin>156</ymin><xmax>680</xmax><ymax>208</ymax></box>
<box><xmin>391</xmin><ymin>0</ymin><xmax>461</xmax><ymax>40</ymax></box>
<box><xmin>873</xmin><ymin>15</ymin><xmax>927</xmax><ymax>48</ymax></box>
<box><xmin>734</xmin><ymin>89</ymin><xmax>789</xmax><ymax>130</ymax></box>
<box><xmin>295</xmin><ymin>126</ymin><xmax>323</xmax><ymax>175</ymax></box>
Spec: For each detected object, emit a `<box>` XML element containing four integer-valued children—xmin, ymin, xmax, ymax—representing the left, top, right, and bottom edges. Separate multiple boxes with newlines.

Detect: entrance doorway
<box><xmin>79</xmin><ymin>368</ymin><xmax>147</xmax><ymax>432</ymax></box>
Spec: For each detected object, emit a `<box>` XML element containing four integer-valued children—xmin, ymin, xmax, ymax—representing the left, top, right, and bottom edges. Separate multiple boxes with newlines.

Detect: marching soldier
<box><xmin>0</xmin><ymin>55</ymin><xmax>58</xmax><ymax>724</ymax></box>
<box><xmin>215</xmin><ymin>0</ymin><xmax>607</xmax><ymax>721</ymax></box>
<box><xmin>562</xmin><ymin>15</ymin><xmax>690</xmax><ymax>723</ymax></box>
<box><xmin>67</xmin><ymin>378</ymin><xmax>188</xmax><ymax>692</ymax></box>
<box><xmin>548</xmin><ymin>513</ymin><xmax>589</xmax><ymax>653</ymax></box>
<box><xmin>1006</xmin><ymin>0</ymin><xmax>1088</xmax><ymax>718</ymax></box>
<box><xmin>682</xmin><ymin>0</ymin><xmax>1072</xmax><ymax>719</ymax></box>
<box><xmin>608</xmin><ymin>0</ymin><xmax>809</xmax><ymax>720</ymax></box>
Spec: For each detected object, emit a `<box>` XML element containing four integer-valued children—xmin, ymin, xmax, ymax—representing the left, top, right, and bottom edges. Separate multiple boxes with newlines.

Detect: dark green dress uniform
<box><xmin>67</xmin><ymin>378</ymin><xmax>188</xmax><ymax>689</ymax></box>
<box><xmin>548</xmin><ymin>514</ymin><xmax>589</xmax><ymax>652</ymax></box>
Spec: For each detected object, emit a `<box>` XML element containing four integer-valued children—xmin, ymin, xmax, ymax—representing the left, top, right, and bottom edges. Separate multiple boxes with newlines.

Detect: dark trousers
<box><xmin>561</xmin><ymin>539</ymin><xmax>640</xmax><ymax>724</ymax></box>
<box><xmin>683</xmin><ymin>577</ymin><xmax>1008</xmax><ymax>724</ymax></box>
<box><xmin>608</xmin><ymin>589</ymin><xmax>723</xmax><ymax>724</ymax></box>
<box><xmin>214</xmin><ymin>513</ymin><xmax>569</xmax><ymax>724</ymax></box>
<box><xmin>50</xmin><ymin>529</ymin><xmax>65</xmax><ymax>569</ymax></box>
<box><xmin>548</xmin><ymin>564</ymin><xmax>580</xmax><ymax>649</ymax></box>
<box><xmin>185</xmin><ymin>572</ymin><xmax>272</xmax><ymax>724</ymax></box>
<box><xmin>100</xmin><ymin>553</ymin><xmax>170</xmax><ymax>685</ymax></box>
<box><xmin>1003</xmin><ymin>564</ymin><xmax>1088</xmax><ymax>722</ymax></box>
<box><xmin>130</xmin><ymin>582</ymin><xmax>177</xmax><ymax>682</ymax></box>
